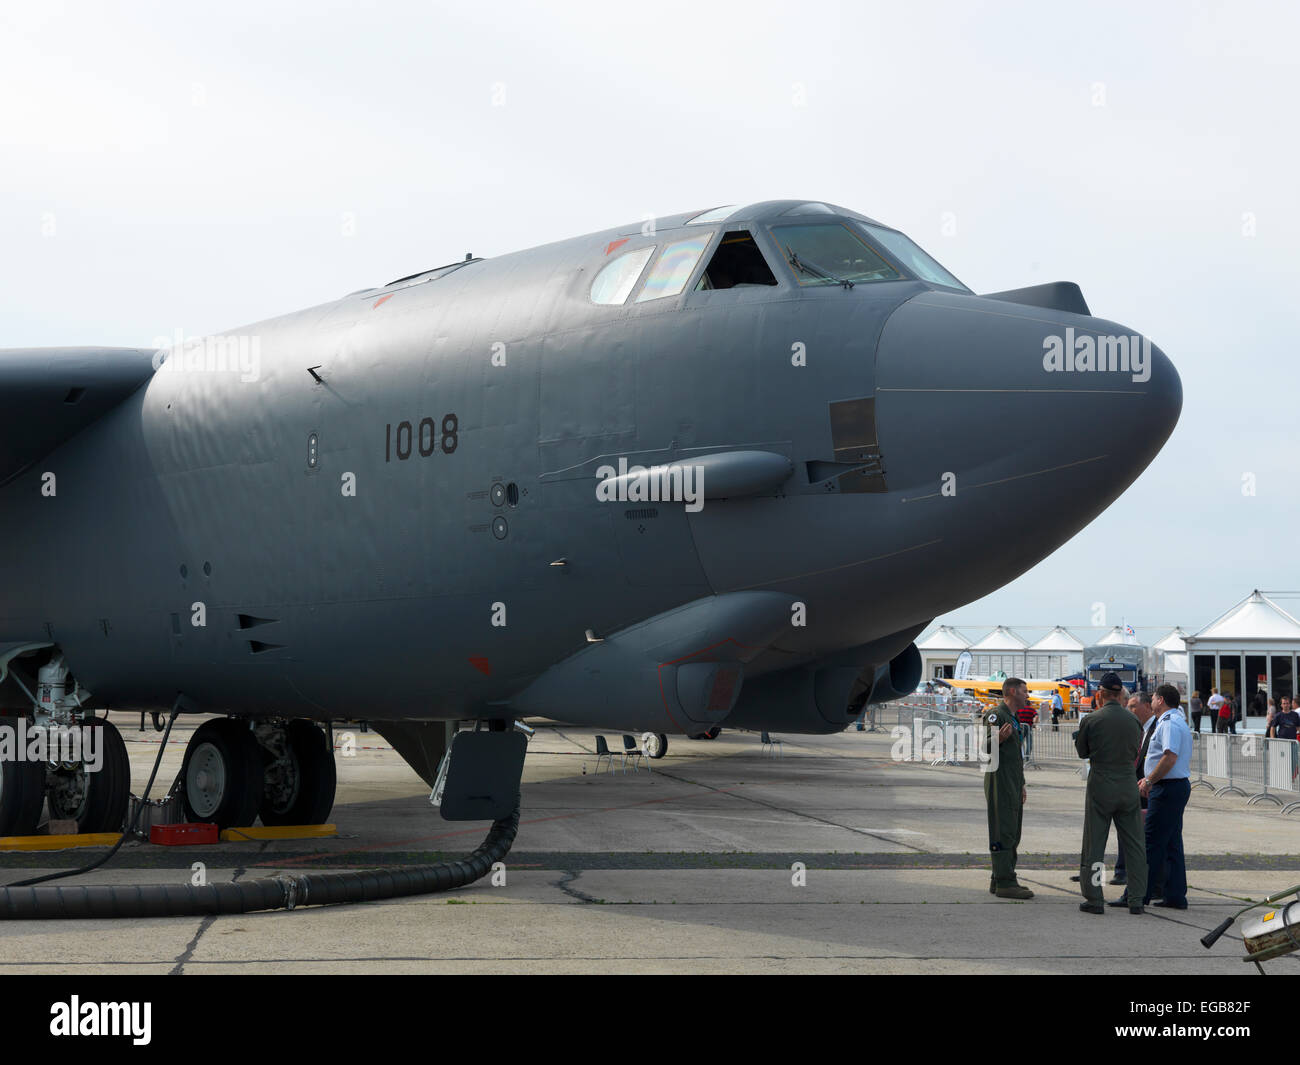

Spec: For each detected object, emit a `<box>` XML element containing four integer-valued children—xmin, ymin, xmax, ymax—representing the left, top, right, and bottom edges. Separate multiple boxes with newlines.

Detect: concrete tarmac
<box><xmin>1</xmin><ymin>713</ymin><xmax>1298</xmax><ymax>974</ymax></box>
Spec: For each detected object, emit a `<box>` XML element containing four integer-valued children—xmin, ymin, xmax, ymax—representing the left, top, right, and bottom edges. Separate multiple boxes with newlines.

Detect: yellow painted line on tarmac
<box><xmin>219</xmin><ymin>824</ymin><xmax>338</xmax><ymax>842</ymax></box>
<box><xmin>1</xmin><ymin>825</ymin><xmax>338</xmax><ymax>849</ymax></box>
<box><xmin>0</xmin><ymin>832</ymin><xmax>122</xmax><ymax>851</ymax></box>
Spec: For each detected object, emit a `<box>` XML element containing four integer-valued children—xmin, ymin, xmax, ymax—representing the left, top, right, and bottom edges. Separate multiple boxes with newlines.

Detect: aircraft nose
<box><xmin>1142</xmin><ymin>339</ymin><xmax>1182</xmax><ymax>445</ymax></box>
<box><xmin>874</xmin><ymin>290</ymin><xmax>1181</xmax><ymax>522</ymax></box>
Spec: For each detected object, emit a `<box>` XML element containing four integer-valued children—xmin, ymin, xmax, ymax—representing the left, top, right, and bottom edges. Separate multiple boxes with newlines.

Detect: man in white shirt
<box><xmin>1139</xmin><ymin>685</ymin><xmax>1194</xmax><ymax>909</ymax></box>
<box><xmin>1206</xmin><ymin>688</ymin><xmax>1226</xmax><ymax>732</ymax></box>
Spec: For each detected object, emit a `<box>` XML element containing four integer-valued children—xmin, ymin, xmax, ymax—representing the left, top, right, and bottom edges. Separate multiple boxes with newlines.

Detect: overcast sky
<box><xmin>2</xmin><ymin>1</ymin><xmax>1296</xmax><ymax>637</ymax></box>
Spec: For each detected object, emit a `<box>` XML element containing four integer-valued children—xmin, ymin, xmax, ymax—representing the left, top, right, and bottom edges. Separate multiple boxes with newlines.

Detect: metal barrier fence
<box><xmin>1189</xmin><ymin>732</ymin><xmax>1300</xmax><ymax>812</ymax></box>
<box><xmin>886</xmin><ymin>698</ymin><xmax>1300</xmax><ymax>812</ymax></box>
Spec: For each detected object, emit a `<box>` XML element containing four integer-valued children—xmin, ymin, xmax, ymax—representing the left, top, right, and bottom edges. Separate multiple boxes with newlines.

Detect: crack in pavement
<box><xmin>170</xmin><ymin>865</ymin><xmax>245</xmax><ymax>975</ymax></box>
<box><xmin>555</xmin><ymin>869</ymin><xmax>603</xmax><ymax>903</ymax></box>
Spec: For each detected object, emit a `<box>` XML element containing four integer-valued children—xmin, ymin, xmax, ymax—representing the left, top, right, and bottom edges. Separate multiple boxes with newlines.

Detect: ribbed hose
<box><xmin>0</xmin><ymin>803</ymin><xmax>520</xmax><ymax>920</ymax></box>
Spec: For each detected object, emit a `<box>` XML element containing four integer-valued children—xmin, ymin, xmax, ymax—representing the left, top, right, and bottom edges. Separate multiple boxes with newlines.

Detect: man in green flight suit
<box><xmin>985</xmin><ymin>677</ymin><xmax>1032</xmax><ymax>899</ymax></box>
<box><xmin>1074</xmin><ymin>671</ymin><xmax>1148</xmax><ymax>915</ymax></box>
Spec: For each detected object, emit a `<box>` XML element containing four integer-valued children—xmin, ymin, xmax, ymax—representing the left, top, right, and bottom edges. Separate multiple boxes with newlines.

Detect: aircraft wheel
<box><xmin>0</xmin><ymin>721</ymin><xmax>46</xmax><ymax>837</ymax></box>
<box><xmin>702</xmin><ymin>726</ymin><xmax>721</xmax><ymax>740</ymax></box>
<box><xmin>45</xmin><ymin>718</ymin><xmax>131</xmax><ymax>833</ymax></box>
<box><xmin>181</xmin><ymin>718</ymin><xmax>263</xmax><ymax>828</ymax></box>
<box><xmin>259</xmin><ymin>720</ymin><xmax>336</xmax><ymax>826</ymax></box>
<box><xmin>642</xmin><ymin>732</ymin><xmax>668</xmax><ymax>759</ymax></box>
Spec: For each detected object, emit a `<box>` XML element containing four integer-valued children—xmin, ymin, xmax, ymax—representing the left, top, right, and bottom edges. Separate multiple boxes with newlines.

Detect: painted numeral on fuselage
<box><xmin>385</xmin><ymin>414</ymin><xmax>459</xmax><ymax>462</ymax></box>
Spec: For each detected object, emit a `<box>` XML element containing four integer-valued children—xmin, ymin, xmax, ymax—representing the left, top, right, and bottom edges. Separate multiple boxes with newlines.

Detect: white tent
<box><xmin>916</xmin><ymin>625</ymin><xmax>970</xmax><ymax>681</ymax></box>
<box><xmin>967</xmin><ymin>626</ymin><xmax>1028</xmax><ymax>678</ymax></box>
<box><xmin>917</xmin><ymin>625</ymin><xmax>970</xmax><ymax>651</ymax></box>
<box><xmin>1185</xmin><ymin>590</ymin><xmax>1300</xmax><ymax>705</ymax></box>
<box><xmin>1194</xmin><ymin>591</ymin><xmax>1300</xmax><ymax>641</ymax></box>
<box><xmin>1154</xmin><ymin>627</ymin><xmax>1189</xmax><ymax>652</ymax></box>
<box><xmin>1025</xmin><ymin>626</ymin><xmax>1083</xmax><ymax>678</ymax></box>
<box><xmin>1153</xmin><ymin>627</ymin><xmax>1189</xmax><ymax>686</ymax></box>
<box><xmin>969</xmin><ymin>626</ymin><xmax>1028</xmax><ymax>651</ymax></box>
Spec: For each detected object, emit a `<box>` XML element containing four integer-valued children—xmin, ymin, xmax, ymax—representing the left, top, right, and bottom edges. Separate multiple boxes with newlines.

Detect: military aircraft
<box><xmin>0</xmin><ymin>199</ymin><xmax>1182</xmax><ymax>840</ymax></box>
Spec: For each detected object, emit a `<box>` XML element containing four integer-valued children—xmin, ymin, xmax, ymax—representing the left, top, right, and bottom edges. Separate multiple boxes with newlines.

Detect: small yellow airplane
<box><xmin>947</xmin><ymin>678</ymin><xmax>1073</xmax><ymax>709</ymax></box>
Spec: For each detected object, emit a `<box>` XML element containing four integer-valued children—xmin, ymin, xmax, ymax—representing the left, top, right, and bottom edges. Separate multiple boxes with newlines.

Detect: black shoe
<box><xmin>1152</xmin><ymin>899</ymin><xmax>1187</xmax><ymax>910</ymax></box>
<box><xmin>1079</xmin><ymin>900</ymin><xmax>1104</xmax><ymax>914</ymax></box>
<box><xmin>1129</xmin><ymin>903</ymin><xmax>1145</xmax><ymax>914</ymax></box>
<box><xmin>1069</xmin><ymin>875</ymin><xmax>1080</xmax><ymax>882</ymax></box>
<box><xmin>1107</xmin><ymin>896</ymin><xmax>1129</xmax><ymax>907</ymax></box>
<box><xmin>1110</xmin><ymin>875</ymin><xmax>1127</xmax><ymax>886</ymax></box>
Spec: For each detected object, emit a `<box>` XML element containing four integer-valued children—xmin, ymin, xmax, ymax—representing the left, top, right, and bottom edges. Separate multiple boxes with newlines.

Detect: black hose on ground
<box><xmin>0</xmin><ymin>803</ymin><xmax>520</xmax><ymax>919</ymax></box>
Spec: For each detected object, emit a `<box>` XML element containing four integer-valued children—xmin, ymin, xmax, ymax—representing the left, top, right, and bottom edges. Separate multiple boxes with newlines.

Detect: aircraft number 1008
<box><xmin>385</xmin><ymin>414</ymin><xmax>459</xmax><ymax>462</ymax></box>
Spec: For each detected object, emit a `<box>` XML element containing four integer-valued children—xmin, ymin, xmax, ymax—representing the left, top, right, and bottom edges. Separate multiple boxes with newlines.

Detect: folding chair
<box><xmin>594</xmin><ymin>734</ymin><xmax>614</xmax><ymax>773</ymax></box>
<box><xmin>621</xmin><ymin>734</ymin><xmax>646</xmax><ymax>772</ymax></box>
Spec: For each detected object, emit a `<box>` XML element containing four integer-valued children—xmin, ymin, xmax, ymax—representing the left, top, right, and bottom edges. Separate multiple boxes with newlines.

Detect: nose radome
<box><xmin>867</xmin><ymin>291</ymin><xmax>1184</xmax><ymax>616</ymax></box>
<box><xmin>1144</xmin><ymin>339</ymin><xmax>1182</xmax><ymax>447</ymax></box>
<box><xmin>874</xmin><ymin>290</ymin><xmax>1181</xmax><ymax>509</ymax></box>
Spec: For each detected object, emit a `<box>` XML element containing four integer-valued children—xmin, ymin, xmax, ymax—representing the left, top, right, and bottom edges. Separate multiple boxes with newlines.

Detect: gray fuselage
<box><xmin>0</xmin><ymin>199</ymin><xmax>1181</xmax><ymax>729</ymax></box>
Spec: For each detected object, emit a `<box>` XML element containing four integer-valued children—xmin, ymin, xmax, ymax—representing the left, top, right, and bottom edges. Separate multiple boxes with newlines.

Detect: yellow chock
<box><xmin>219</xmin><ymin>824</ymin><xmax>338</xmax><ymax>842</ymax></box>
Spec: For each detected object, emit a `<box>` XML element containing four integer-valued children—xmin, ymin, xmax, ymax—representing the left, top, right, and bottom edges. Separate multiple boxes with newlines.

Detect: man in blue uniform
<box><xmin>1113</xmin><ymin>683</ymin><xmax>1193</xmax><ymax>909</ymax></box>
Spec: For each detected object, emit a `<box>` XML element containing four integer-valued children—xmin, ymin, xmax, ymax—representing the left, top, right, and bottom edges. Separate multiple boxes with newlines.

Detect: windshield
<box><xmin>770</xmin><ymin>223</ymin><xmax>901</xmax><ymax>286</ymax></box>
<box><xmin>857</xmin><ymin>222</ymin><xmax>968</xmax><ymax>291</ymax></box>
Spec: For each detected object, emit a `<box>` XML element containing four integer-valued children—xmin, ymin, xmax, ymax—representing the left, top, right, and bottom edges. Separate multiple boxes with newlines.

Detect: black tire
<box><xmin>181</xmin><ymin>718</ymin><xmax>263</xmax><ymax>828</ymax></box>
<box><xmin>0</xmin><ymin>721</ymin><xmax>45</xmax><ymax>837</ymax></box>
<box><xmin>45</xmin><ymin>718</ymin><xmax>131</xmax><ymax>834</ymax></box>
<box><xmin>642</xmin><ymin>732</ymin><xmax>669</xmax><ymax>759</ymax></box>
<box><xmin>702</xmin><ymin>726</ymin><xmax>721</xmax><ymax>740</ymax></box>
<box><xmin>259</xmin><ymin>720</ymin><xmax>337</xmax><ymax>827</ymax></box>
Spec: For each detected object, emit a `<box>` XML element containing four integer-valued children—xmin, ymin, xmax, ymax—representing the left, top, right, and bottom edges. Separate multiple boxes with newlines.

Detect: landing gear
<box><xmin>694</xmin><ymin>726</ymin><xmax>722</xmax><ymax>740</ymax></box>
<box><xmin>178</xmin><ymin>717</ymin><xmax>338</xmax><ymax>829</ymax></box>
<box><xmin>642</xmin><ymin>732</ymin><xmax>669</xmax><ymax>759</ymax></box>
<box><xmin>0</xmin><ymin>723</ymin><xmax>45</xmax><ymax>837</ymax></box>
<box><xmin>257</xmin><ymin>720</ymin><xmax>336</xmax><ymax>826</ymax></box>
<box><xmin>181</xmin><ymin>718</ymin><xmax>263</xmax><ymax>828</ymax></box>
<box><xmin>45</xmin><ymin>718</ymin><xmax>131</xmax><ymax>834</ymax></box>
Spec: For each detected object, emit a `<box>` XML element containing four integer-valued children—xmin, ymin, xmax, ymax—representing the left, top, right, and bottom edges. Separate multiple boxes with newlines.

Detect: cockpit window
<box><xmin>857</xmin><ymin>222</ymin><xmax>968</xmax><ymax>291</ymax></box>
<box><xmin>635</xmin><ymin>233</ymin><xmax>712</xmax><ymax>302</ymax></box>
<box><xmin>686</xmin><ymin>205</ymin><xmax>737</xmax><ymax>225</ymax></box>
<box><xmin>770</xmin><ymin>223</ymin><xmax>901</xmax><ymax>286</ymax></box>
<box><xmin>590</xmin><ymin>246</ymin><xmax>655</xmax><ymax>305</ymax></box>
<box><xmin>696</xmin><ymin>231</ymin><xmax>778</xmax><ymax>290</ymax></box>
